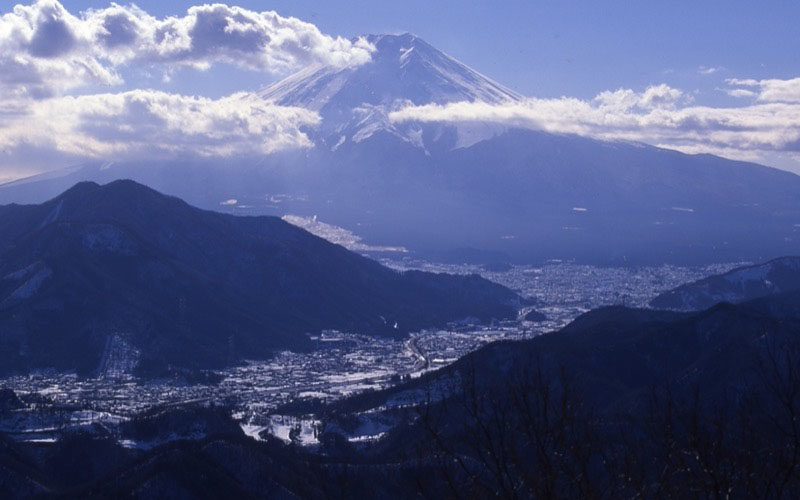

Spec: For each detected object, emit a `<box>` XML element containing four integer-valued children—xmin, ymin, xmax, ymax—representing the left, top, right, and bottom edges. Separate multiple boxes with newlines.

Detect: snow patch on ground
<box><xmin>453</xmin><ymin>121</ymin><xmax>507</xmax><ymax>149</ymax></box>
<box><xmin>38</xmin><ymin>200</ymin><xmax>63</xmax><ymax>229</ymax></box>
<box><xmin>398</xmin><ymin>46</ymin><xmax>415</xmax><ymax>66</ymax></box>
<box><xmin>265</xmin><ymin>415</ymin><xmax>320</xmax><ymax>445</ymax></box>
<box><xmin>3</xmin><ymin>262</ymin><xmax>42</xmax><ymax>281</ymax></box>
<box><xmin>96</xmin><ymin>333</ymin><xmax>140</xmax><ymax>379</ymax></box>
<box><xmin>241</xmin><ymin>423</ymin><xmax>268</xmax><ymax>441</ymax></box>
<box><xmin>348</xmin><ymin>432</ymin><xmax>386</xmax><ymax>443</ymax></box>
<box><xmin>405</xmin><ymin>126</ymin><xmax>426</xmax><ymax>149</ymax></box>
<box><xmin>8</xmin><ymin>267</ymin><xmax>52</xmax><ymax>300</ymax></box>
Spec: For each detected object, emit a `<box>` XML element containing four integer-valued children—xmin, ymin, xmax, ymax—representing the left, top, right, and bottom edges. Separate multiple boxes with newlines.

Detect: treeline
<box><xmin>412</xmin><ymin>344</ymin><xmax>800</xmax><ymax>499</ymax></box>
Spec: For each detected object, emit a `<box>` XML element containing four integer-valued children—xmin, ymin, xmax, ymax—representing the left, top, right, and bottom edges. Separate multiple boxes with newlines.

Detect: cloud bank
<box><xmin>389</xmin><ymin>80</ymin><xmax>800</xmax><ymax>170</ymax></box>
<box><xmin>0</xmin><ymin>90</ymin><xmax>319</xmax><ymax>158</ymax></box>
<box><xmin>0</xmin><ymin>0</ymin><xmax>374</xmax><ymax>99</ymax></box>
<box><xmin>0</xmin><ymin>1</ymin><xmax>372</xmax><ymax>178</ymax></box>
<box><xmin>726</xmin><ymin>77</ymin><xmax>800</xmax><ymax>103</ymax></box>
<box><xmin>1</xmin><ymin>1</ymin><xmax>799</xmax><ymax>179</ymax></box>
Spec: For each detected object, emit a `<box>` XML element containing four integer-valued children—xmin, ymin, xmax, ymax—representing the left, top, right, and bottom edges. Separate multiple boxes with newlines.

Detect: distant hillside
<box><xmin>650</xmin><ymin>256</ymin><xmax>800</xmax><ymax>311</ymax></box>
<box><xmin>0</xmin><ymin>180</ymin><xmax>519</xmax><ymax>376</ymax></box>
<box><xmin>4</xmin><ymin>34</ymin><xmax>800</xmax><ymax>265</ymax></box>
<box><xmin>323</xmin><ymin>290</ymin><xmax>800</xmax><ymax>422</ymax></box>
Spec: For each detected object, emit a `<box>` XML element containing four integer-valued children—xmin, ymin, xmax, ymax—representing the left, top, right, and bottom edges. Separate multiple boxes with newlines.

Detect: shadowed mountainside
<box><xmin>2</xmin><ymin>291</ymin><xmax>798</xmax><ymax>498</ymax></box>
<box><xmin>0</xmin><ymin>180</ymin><xmax>519</xmax><ymax>376</ymax></box>
<box><xmin>650</xmin><ymin>256</ymin><xmax>800</xmax><ymax>310</ymax></box>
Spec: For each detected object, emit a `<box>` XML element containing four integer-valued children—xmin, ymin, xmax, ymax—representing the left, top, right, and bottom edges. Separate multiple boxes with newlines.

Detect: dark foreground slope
<box><xmin>0</xmin><ymin>180</ymin><xmax>518</xmax><ymax>376</ymax></box>
<box><xmin>310</xmin><ymin>291</ymin><xmax>800</xmax><ymax>497</ymax></box>
<box><xmin>325</xmin><ymin>290</ymin><xmax>800</xmax><ymax>423</ymax></box>
<box><xmin>2</xmin><ymin>292</ymin><xmax>798</xmax><ymax>498</ymax></box>
<box><xmin>651</xmin><ymin>256</ymin><xmax>800</xmax><ymax>310</ymax></box>
<box><xmin>0</xmin><ymin>429</ymin><xmax>468</xmax><ymax>499</ymax></box>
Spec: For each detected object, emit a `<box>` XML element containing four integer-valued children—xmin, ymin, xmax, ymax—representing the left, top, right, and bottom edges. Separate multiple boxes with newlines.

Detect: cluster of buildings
<box><xmin>1</xmin><ymin>260</ymin><xmax>739</xmax><ymax>444</ymax></box>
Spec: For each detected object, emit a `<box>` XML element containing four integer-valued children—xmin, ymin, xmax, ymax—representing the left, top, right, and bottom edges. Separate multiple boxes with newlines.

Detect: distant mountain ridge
<box><xmin>0</xmin><ymin>180</ymin><xmax>519</xmax><ymax>376</ymax></box>
<box><xmin>2</xmin><ymin>34</ymin><xmax>800</xmax><ymax>264</ymax></box>
<box><xmin>650</xmin><ymin>256</ymin><xmax>800</xmax><ymax>311</ymax></box>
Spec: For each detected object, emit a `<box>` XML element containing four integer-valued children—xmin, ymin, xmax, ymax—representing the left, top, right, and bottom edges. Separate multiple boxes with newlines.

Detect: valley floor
<box><xmin>0</xmin><ymin>260</ymin><xmax>738</xmax><ymax>446</ymax></box>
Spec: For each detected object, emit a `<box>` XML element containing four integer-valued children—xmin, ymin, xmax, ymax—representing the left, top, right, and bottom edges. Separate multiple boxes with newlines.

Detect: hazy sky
<box><xmin>1</xmin><ymin>0</ymin><xmax>799</xmax><ymax>181</ymax></box>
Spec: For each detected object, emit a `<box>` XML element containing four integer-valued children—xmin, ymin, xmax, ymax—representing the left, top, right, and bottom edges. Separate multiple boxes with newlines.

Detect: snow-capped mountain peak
<box><xmin>258</xmin><ymin>33</ymin><xmax>520</xmax><ymax>147</ymax></box>
<box><xmin>259</xmin><ymin>33</ymin><xmax>520</xmax><ymax>111</ymax></box>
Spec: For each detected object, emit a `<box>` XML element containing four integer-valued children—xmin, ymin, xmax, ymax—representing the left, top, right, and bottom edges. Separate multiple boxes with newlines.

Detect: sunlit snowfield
<box><xmin>0</xmin><ymin>260</ymin><xmax>739</xmax><ymax>444</ymax></box>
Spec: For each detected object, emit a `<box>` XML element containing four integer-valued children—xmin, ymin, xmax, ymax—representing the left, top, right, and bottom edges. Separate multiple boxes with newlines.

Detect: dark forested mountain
<box><xmin>326</xmin><ymin>289</ymin><xmax>800</xmax><ymax>422</ymax></box>
<box><xmin>301</xmin><ymin>291</ymin><xmax>800</xmax><ymax>497</ymax></box>
<box><xmin>0</xmin><ymin>180</ymin><xmax>519</xmax><ymax>376</ymax></box>
<box><xmin>651</xmin><ymin>256</ymin><xmax>800</xmax><ymax>311</ymax></box>
<box><xmin>2</xmin><ymin>34</ymin><xmax>800</xmax><ymax>264</ymax></box>
<box><xmin>3</xmin><ymin>291</ymin><xmax>798</xmax><ymax>498</ymax></box>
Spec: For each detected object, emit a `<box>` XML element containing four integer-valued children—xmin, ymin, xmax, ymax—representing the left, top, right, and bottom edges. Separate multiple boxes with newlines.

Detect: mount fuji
<box><xmin>259</xmin><ymin>33</ymin><xmax>520</xmax><ymax>149</ymax></box>
<box><xmin>262</xmin><ymin>33</ymin><xmax>520</xmax><ymax>109</ymax></box>
<box><xmin>2</xmin><ymin>33</ymin><xmax>800</xmax><ymax>264</ymax></box>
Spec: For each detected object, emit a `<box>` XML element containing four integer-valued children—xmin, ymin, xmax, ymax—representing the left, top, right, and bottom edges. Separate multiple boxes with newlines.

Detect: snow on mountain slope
<box><xmin>260</xmin><ymin>33</ymin><xmax>520</xmax><ymax>109</ymax></box>
<box><xmin>258</xmin><ymin>33</ymin><xmax>520</xmax><ymax>148</ymax></box>
<box><xmin>650</xmin><ymin>257</ymin><xmax>800</xmax><ymax>311</ymax></box>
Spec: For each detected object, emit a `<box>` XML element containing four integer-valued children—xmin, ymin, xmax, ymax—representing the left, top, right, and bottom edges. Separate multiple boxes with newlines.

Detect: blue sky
<box><xmin>0</xmin><ymin>1</ymin><xmax>799</xmax><ymax>181</ymax></box>
<box><xmin>53</xmin><ymin>0</ymin><xmax>800</xmax><ymax>100</ymax></box>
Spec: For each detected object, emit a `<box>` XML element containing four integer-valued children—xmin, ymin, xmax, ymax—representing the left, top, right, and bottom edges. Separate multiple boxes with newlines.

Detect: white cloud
<box><xmin>0</xmin><ymin>1</ymin><xmax>366</xmax><ymax>179</ymax></box>
<box><xmin>389</xmin><ymin>82</ymin><xmax>800</xmax><ymax>171</ymax></box>
<box><xmin>698</xmin><ymin>66</ymin><xmax>722</xmax><ymax>75</ymax></box>
<box><xmin>0</xmin><ymin>0</ymin><xmax>375</xmax><ymax>99</ymax></box>
<box><xmin>725</xmin><ymin>88</ymin><xmax>756</xmax><ymax>99</ymax></box>
<box><xmin>0</xmin><ymin>1</ymin><xmax>121</xmax><ymax>99</ymax></box>
<box><xmin>0</xmin><ymin>90</ymin><xmax>320</xmax><ymax>165</ymax></box>
<box><xmin>85</xmin><ymin>3</ymin><xmax>375</xmax><ymax>71</ymax></box>
<box><xmin>593</xmin><ymin>84</ymin><xmax>685</xmax><ymax>112</ymax></box>
<box><xmin>726</xmin><ymin>77</ymin><xmax>800</xmax><ymax>103</ymax></box>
